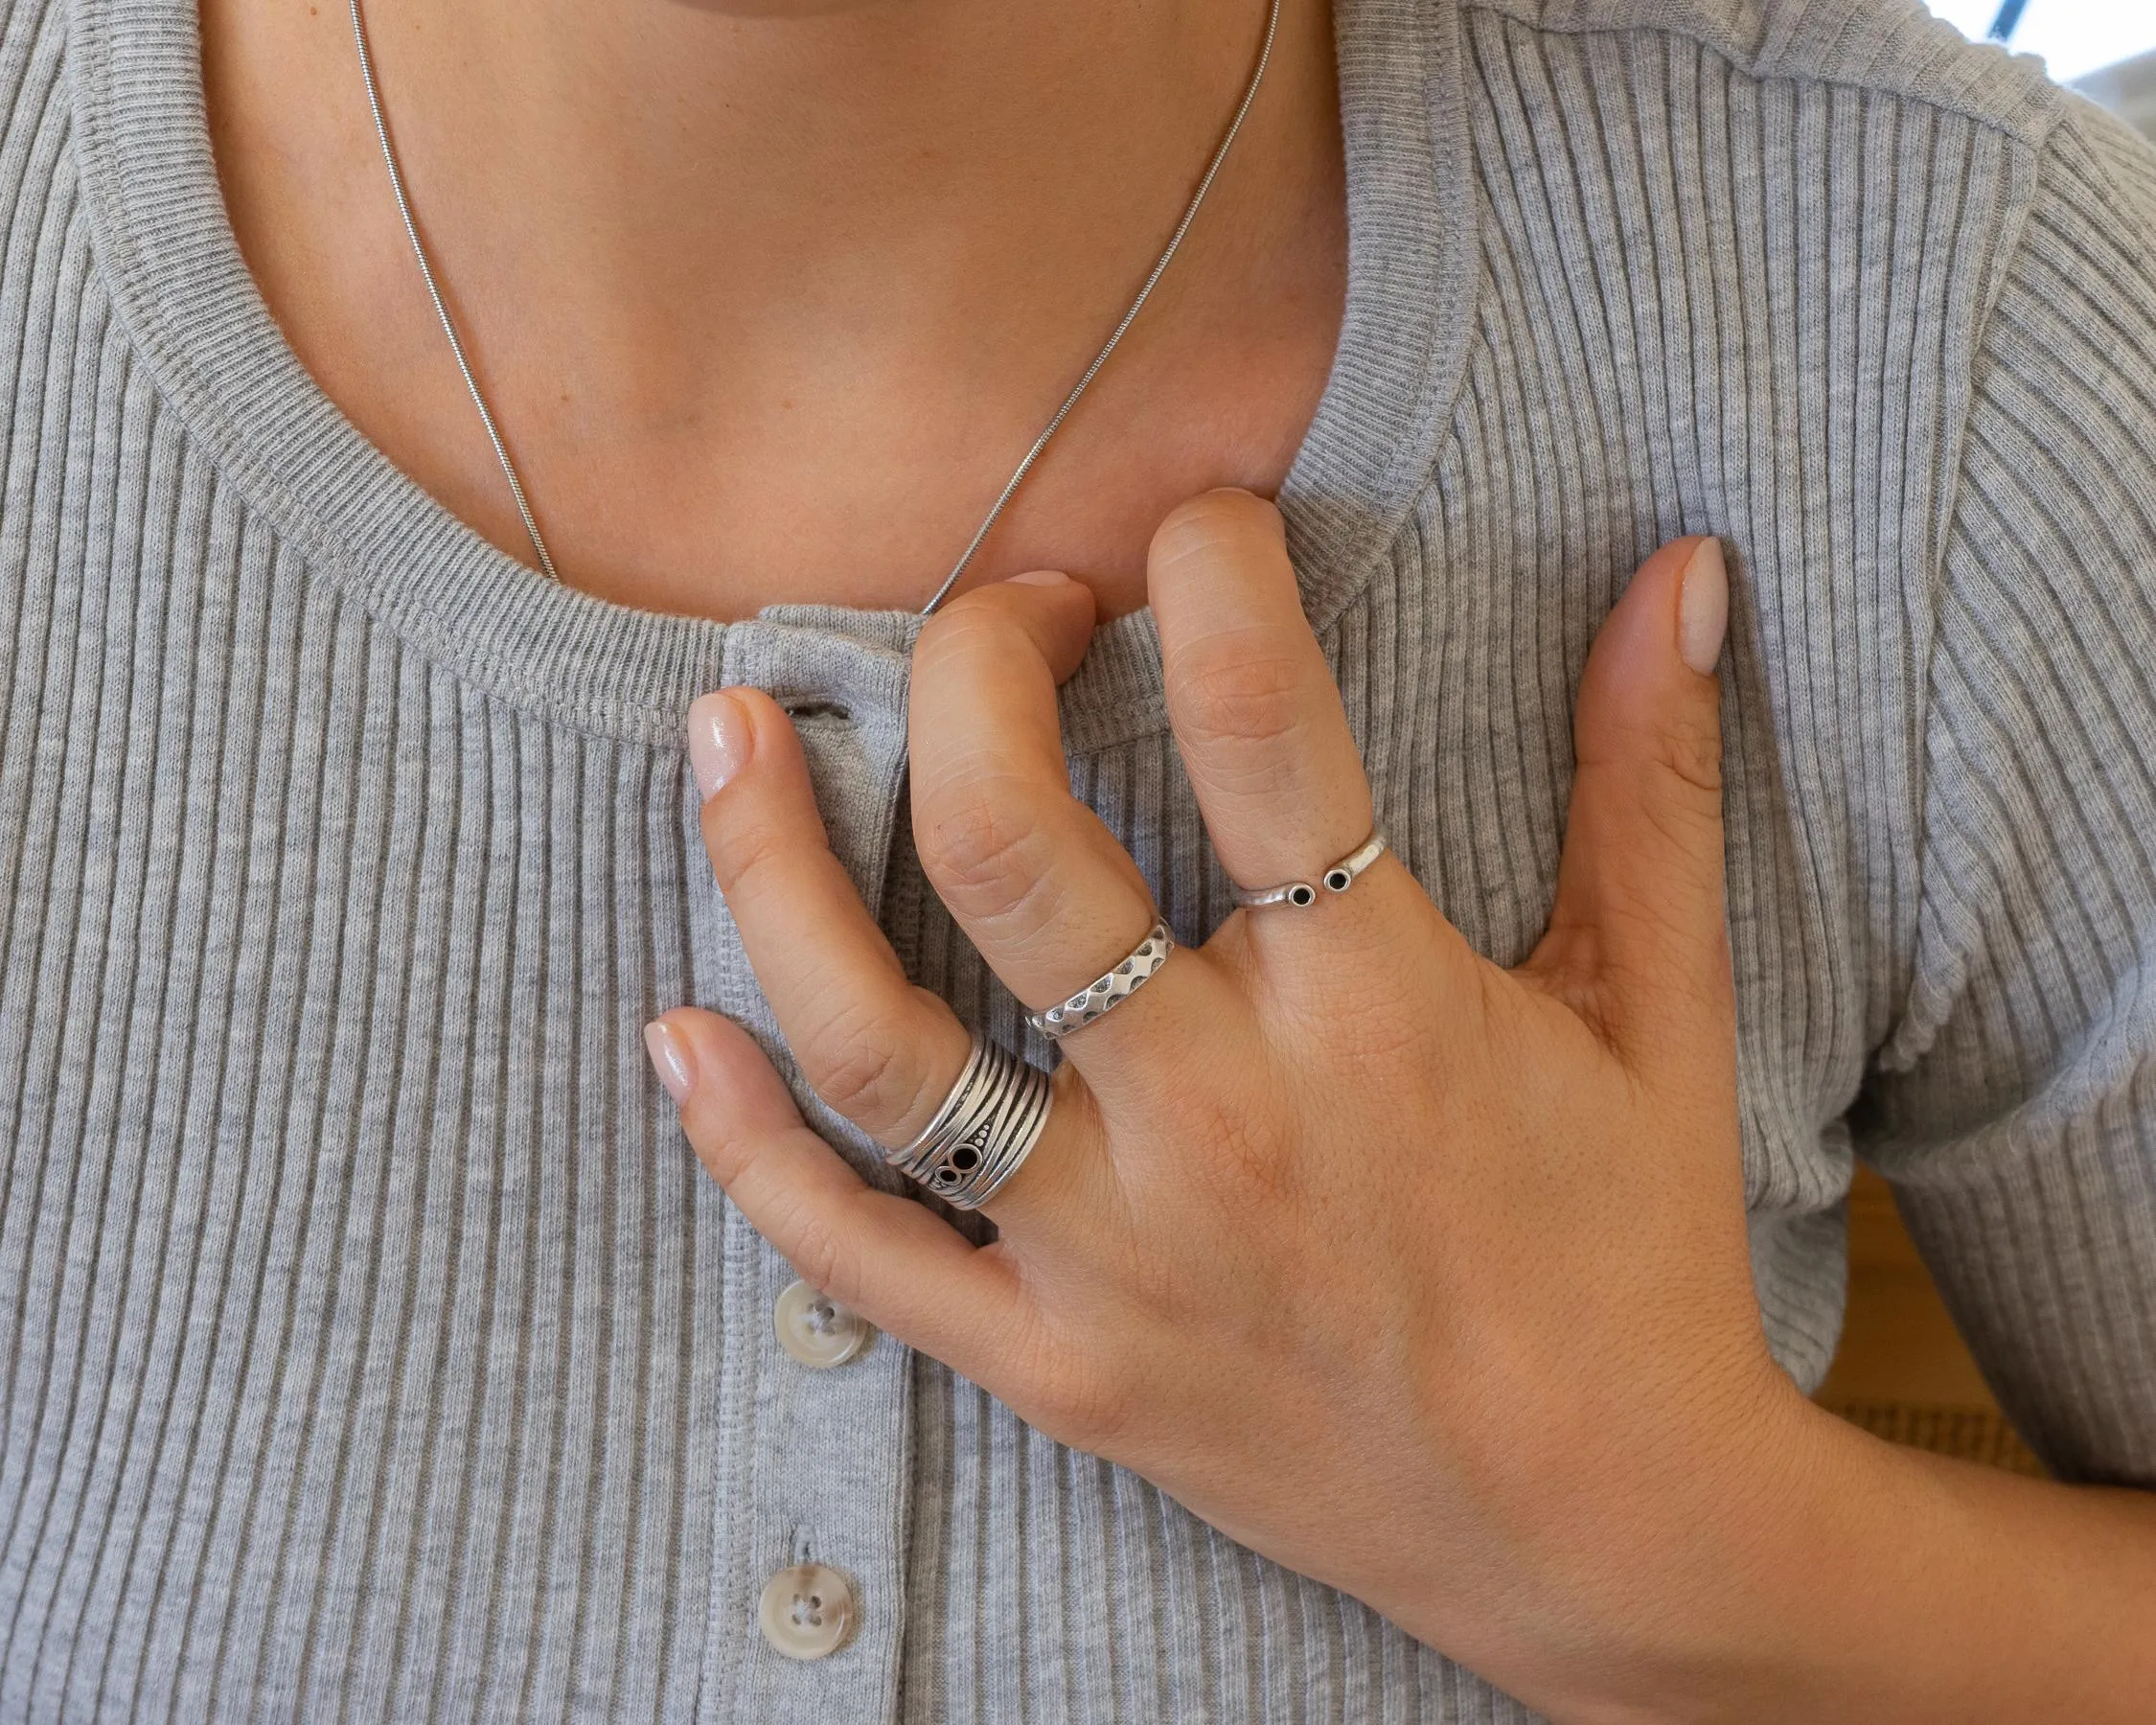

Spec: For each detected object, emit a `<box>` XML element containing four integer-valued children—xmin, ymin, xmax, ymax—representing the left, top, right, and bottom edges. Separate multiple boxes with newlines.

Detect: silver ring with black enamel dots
<box><xmin>1232</xmin><ymin>833</ymin><xmax>1388</xmax><ymax>910</ymax></box>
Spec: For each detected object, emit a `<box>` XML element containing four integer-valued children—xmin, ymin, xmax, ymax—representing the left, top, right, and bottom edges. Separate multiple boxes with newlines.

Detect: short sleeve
<box><xmin>1855</xmin><ymin>100</ymin><xmax>2156</xmax><ymax>1486</ymax></box>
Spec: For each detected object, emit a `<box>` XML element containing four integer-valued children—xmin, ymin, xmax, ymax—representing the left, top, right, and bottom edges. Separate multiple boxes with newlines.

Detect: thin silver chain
<box><xmin>351</xmin><ymin>0</ymin><xmax>558</xmax><ymax>581</ymax></box>
<box><xmin>350</xmin><ymin>0</ymin><xmax>1280</xmax><ymax>613</ymax></box>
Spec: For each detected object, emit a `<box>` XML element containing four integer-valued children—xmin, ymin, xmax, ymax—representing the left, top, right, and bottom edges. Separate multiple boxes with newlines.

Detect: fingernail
<box><xmin>1006</xmin><ymin>569</ymin><xmax>1071</xmax><ymax>587</ymax></box>
<box><xmin>686</xmin><ymin>691</ymin><xmax>750</xmax><ymax>799</ymax></box>
<box><xmin>1678</xmin><ymin>537</ymin><xmax>1729</xmax><ymax>676</ymax></box>
<box><xmin>644</xmin><ymin>1019</ymin><xmax>697</xmax><ymax>1103</ymax></box>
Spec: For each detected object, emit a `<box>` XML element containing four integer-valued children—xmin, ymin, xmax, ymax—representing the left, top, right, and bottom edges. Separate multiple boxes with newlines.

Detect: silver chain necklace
<box><xmin>349</xmin><ymin>0</ymin><xmax>1282</xmax><ymax>614</ymax></box>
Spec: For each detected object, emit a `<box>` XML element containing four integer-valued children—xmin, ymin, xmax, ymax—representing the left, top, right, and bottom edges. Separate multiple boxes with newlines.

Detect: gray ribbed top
<box><xmin>3</xmin><ymin>0</ymin><xmax>2154</xmax><ymax>1717</ymax></box>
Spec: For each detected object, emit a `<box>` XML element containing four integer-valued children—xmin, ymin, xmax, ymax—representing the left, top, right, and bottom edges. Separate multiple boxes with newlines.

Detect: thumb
<box><xmin>1522</xmin><ymin>536</ymin><xmax>1734</xmax><ymax>1068</ymax></box>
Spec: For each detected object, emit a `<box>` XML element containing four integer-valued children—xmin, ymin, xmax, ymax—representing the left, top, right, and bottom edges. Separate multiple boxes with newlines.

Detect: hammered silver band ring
<box><xmin>886</xmin><ymin>1035</ymin><xmax>1052</xmax><ymax>1210</ymax></box>
<box><xmin>1026</xmin><ymin>920</ymin><xmax>1175</xmax><ymax>1043</ymax></box>
<box><xmin>1233</xmin><ymin>832</ymin><xmax>1388</xmax><ymax>909</ymax></box>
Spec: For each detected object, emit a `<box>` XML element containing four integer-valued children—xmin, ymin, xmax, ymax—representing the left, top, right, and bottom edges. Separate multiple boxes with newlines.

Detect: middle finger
<box><xmin>909</xmin><ymin>573</ymin><xmax>1207</xmax><ymax>1061</ymax></box>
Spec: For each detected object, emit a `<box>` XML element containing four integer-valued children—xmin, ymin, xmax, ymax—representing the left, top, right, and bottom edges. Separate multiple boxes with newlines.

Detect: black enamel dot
<box><xmin>1288</xmin><ymin>883</ymin><xmax>1317</xmax><ymax>907</ymax></box>
<box><xmin>1324</xmin><ymin>866</ymin><xmax>1352</xmax><ymax>892</ymax></box>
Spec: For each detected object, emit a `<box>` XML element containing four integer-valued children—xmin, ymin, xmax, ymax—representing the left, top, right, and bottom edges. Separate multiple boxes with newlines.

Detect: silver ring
<box><xmin>886</xmin><ymin>1036</ymin><xmax>1052</xmax><ymax>1210</ymax></box>
<box><xmin>1233</xmin><ymin>832</ymin><xmax>1388</xmax><ymax>909</ymax></box>
<box><xmin>1026</xmin><ymin>920</ymin><xmax>1174</xmax><ymax>1043</ymax></box>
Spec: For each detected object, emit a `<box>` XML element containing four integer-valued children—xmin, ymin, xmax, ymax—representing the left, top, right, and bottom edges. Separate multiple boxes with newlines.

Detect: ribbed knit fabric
<box><xmin>1</xmin><ymin>0</ymin><xmax>2152</xmax><ymax>1718</ymax></box>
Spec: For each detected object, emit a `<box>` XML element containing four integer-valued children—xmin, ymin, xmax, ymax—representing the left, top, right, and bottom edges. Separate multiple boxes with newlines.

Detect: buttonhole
<box><xmin>778</xmin><ymin>698</ymin><xmax>852</xmax><ymax>724</ymax></box>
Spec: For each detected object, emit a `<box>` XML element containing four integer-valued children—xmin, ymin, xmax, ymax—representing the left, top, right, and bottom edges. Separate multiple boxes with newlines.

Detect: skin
<box><xmin>199</xmin><ymin>0</ymin><xmax>2156</xmax><ymax>1714</ymax></box>
<box><xmin>201</xmin><ymin>0</ymin><xmax>1345</xmax><ymax>618</ymax></box>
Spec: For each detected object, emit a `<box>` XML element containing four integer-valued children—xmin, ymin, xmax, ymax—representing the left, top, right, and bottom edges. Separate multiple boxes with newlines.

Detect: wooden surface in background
<box><xmin>1816</xmin><ymin>1168</ymin><xmax>2044</xmax><ymax>1474</ymax></box>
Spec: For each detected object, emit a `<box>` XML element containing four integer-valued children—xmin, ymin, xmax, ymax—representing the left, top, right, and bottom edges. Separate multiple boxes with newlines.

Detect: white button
<box><xmin>773</xmin><ymin>1279</ymin><xmax>875</xmax><ymax>1368</ymax></box>
<box><xmin>758</xmin><ymin>1561</ymin><xmax>855</xmax><ymax>1660</ymax></box>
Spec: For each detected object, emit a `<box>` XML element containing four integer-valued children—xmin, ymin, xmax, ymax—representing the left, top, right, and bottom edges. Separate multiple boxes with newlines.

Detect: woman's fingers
<box><xmin>1519</xmin><ymin>536</ymin><xmax>1735</xmax><ymax>1078</ymax></box>
<box><xmin>691</xmin><ymin>685</ymin><xmax>974</xmax><ymax>1145</ymax></box>
<box><xmin>645</xmin><ymin>1006</ymin><xmax>1026</xmax><ymax>1373</ymax></box>
<box><xmin>1147</xmin><ymin>491</ymin><xmax>1388</xmax><ymax>916</ymax></box>
<box><xmin>689</xmin><ymin>682</ymin><xmax>1105</xmax><ymax>1233</ymax></box>
<box><xmin>908</xmin><ymin>573</ymin><xmax>1207</xmax><ymax>1048</ymax></box>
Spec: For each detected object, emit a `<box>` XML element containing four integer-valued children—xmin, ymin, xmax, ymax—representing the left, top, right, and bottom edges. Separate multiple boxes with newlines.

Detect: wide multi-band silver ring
<box><xmin>886</xmin><ymin>1035</ymin><xmax>1053</xmax><ymax>1210</ymax></box>
<box><xmin>885</xmin><ymin>917</ymin><xmax>1179</xmax><ymax>1208</ymax></box>
<box><xmin>1233</xmin><ymin>831</ymin><xmax>1388</xmax><ymax>909</ymax></box>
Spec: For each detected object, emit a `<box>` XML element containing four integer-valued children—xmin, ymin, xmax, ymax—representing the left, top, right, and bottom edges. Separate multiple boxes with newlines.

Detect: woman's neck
<box><xmin>204</xmin><ymin>0</ymin><xmax>1345</xmax><ymax>619</ymax></box>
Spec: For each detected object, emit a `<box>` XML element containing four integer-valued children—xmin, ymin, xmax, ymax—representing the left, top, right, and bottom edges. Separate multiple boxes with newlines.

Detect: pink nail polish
<box><xmin>685</xmin><ymin>691</ymin><xmax>749</xmax><ymax>799</ymax></box>
<box><xmin>644</xmin><ymin>1020</ymin><xmax>696</xmax><ymax>1103</ymax></box>
<box><xmin>1678</xmin><ymin>538</ymin><xmax>1729</xmax><ymax>675</ymax></box>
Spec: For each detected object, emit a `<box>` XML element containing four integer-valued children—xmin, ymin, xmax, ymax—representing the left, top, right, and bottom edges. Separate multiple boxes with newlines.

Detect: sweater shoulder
<box><xmin>1456</xmin><ymin>0</ymin><xmax>2068</xmax><ymax>146</ymax></box>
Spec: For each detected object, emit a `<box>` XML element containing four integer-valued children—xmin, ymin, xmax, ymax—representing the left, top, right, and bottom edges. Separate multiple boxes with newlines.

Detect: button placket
<box><xmin>694</xmin><ymin>617</ymin><xmax>920</xmax><ymax>1725</ymax></box>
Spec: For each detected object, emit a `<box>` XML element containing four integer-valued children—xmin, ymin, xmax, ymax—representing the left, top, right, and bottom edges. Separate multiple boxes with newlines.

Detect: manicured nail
<box><xmin>1678</xmin><ymin>537</ymin><xmax>1729</xmax><ymax>676</ymax></box>
<box><xmin>644</xmin><ymin>1020</ymin><xmax>697</xmax><ymax>1103</ymax></box>
<box><xmin>1006</xmin><ymin>569</ymin><xmax>1071</xmax><ymax>587</ymax></box>
<box><xmin>686</xmin><ymin>691</ymin><xmax>750</xmax><ymax>799</ymax></box>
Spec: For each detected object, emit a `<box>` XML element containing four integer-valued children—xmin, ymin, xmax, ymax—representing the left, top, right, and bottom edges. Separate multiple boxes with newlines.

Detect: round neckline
<box><xmin>65</xmin><ymin>0</ymin><xmax>1477</xmax><ymax>747</ymax></box>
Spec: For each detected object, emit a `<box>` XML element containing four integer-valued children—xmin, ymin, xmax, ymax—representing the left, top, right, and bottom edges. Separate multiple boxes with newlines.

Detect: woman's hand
<box><xmin>646</xmin><ymin>494</ymin><xmax>1817</xmax><ymax>1719</ymax></box>
<box><xmin>653</xmin><ymin>493</ymin><xmax>2156</xmax><ymax>1721</ymax></box>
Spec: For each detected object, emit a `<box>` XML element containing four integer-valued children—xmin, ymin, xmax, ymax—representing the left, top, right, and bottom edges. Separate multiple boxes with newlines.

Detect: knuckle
<box><xmin>1576</xmin><ymin>705</ymin><xmax>1725</xmax><ymax>840</ymax></box>
<box><xmin>797</xmin><ymin>1000</ymin><xmax>926</xmax><ymax>1134</ymax></box>
<box><xmin>915</xmin><ymin>772</ymin><xmax>1058</xmax><ymax>926</ymax></box>
<box><xmin>772</xmin><ymin>1194</ymin><xmax>852</xmax><ymax>1305</ymax></box>
<box><xmin>686</xmin><ymin>1110</ymin><xmax>756</xmax><ymax>1188</ymax></box>
<box><xmin>1578</xmin><ymin>691</ymin><xmax>1724</xmax><ymax>798</ymax></box>
<box><xmin>1649</xmin><ymin>704</ymin><xmax>1726</xmax><ymax>803</ymax></box>
<box><xmin>701</xmin><ymin>803</ymin><xmax>789</xmax><ymax>899</ymax></box>
<box><xmin>1168</xmin><ymin>636</ymin><xmax>1312</xmax><ymax>760</ymax></box>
